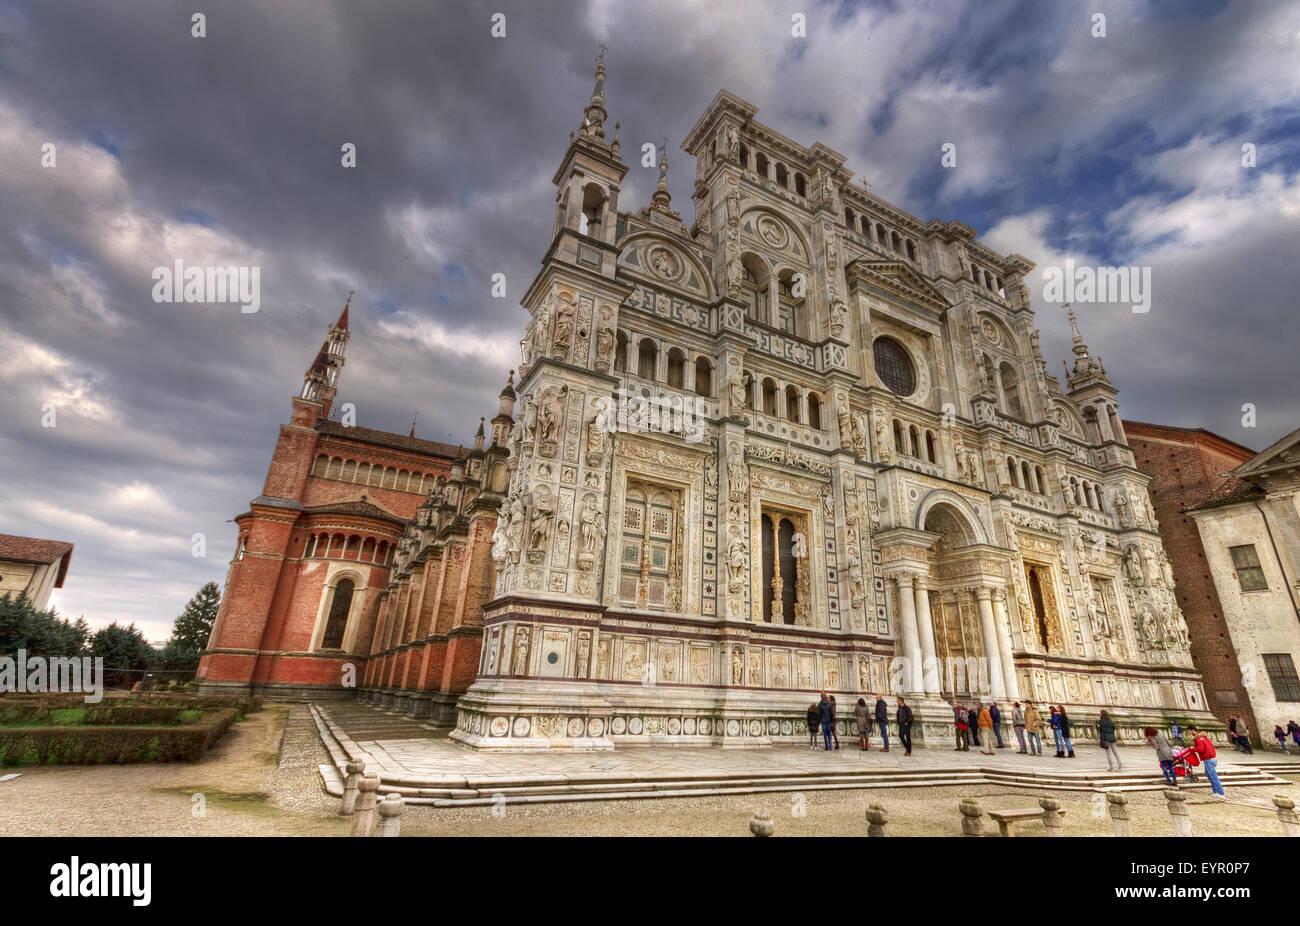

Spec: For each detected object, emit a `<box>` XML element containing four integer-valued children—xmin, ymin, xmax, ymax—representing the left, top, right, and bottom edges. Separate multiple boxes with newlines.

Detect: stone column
<box><xmin>974</xmin><ymin>588</ymin><xmax>1006</xmax><ymax>699</ymax></box>
<box><xmin>1164</xmin><ymin>788</ymin><xmax>1192</xmax><ymax>837</ymax></box>
<box><xmin>339</xmin><ymin>758</ymin><xmax>365</xmax><ymax>816</ymax></box>
<box><xmin>894</xmin><ymin>573</ymin><xmax>923</xmax><ymax>696</ymax></box>
<box><xmin>991</xmin><ymin>589</ymin><xmax>1020</xmax><ymax>700</ymax></box>
<box><xmin>866</xmin><ymin>804</ymin><xmax>889</xmax><ymax>837</ymax></box>
<box><xmin>375</xmin><ymin>793</ymin><xmax>405</xmax><ymax>837</ymax></box>
<box><xmin>350</xmin><ymin>773</ymin><xmax>380</xmax><ymax>838</ymax></box>
<box><xmin>1274</xmin><ymin>796</ymin><xmax>1299</xmax><ymax>837</ymax></box>
<box><xmin>912</xmin><ymin>575</ymin><xmax>940</xmax><ymax>696</ymax></box>
<box><xmin>1107</xmin><ymin>792</ymin><xmax>1131</xmax><ymax>837</ymax></box>
<box><xmin>959</xmin><ymin>798</ymin><xmax>983</xmax><ymax>837</ymax></box>
<box><xmin>1040</xmin><ymin>797</ymin><xmax>1064</xmax><ymax>836</ymax></box>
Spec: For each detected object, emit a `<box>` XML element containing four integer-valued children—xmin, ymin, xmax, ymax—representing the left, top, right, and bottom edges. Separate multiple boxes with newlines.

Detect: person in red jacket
<box><xmin>1186</xmin><ymin>725</ymin><xmax>1224</xmax><ymax>797</ymax></box>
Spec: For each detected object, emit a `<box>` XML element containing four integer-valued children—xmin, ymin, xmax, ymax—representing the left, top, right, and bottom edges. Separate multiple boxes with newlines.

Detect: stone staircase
<box><xmin>310</xmin><ymin>703</ymin><xmax>1296</xmax><ymax>807</ymax></box>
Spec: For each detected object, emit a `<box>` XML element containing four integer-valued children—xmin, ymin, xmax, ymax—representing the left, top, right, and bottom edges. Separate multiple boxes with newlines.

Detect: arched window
<box><xmin>755</xmin><ymin>151</ymin><xmax>769</xmax><ymax>177</ymax></box>
<box><xmin>861</xmin><ymin>216</ymin><xmax>871</xmax><ymax>238</ymax></box>
<box><xmin>925</xmin><ymin>430</ymin><xmax>936</xmax><ymax>463</ymax></box>
<box><xmin>738</xmin><ymin>142</ymin><xmax>749</xmax><ymax>169</ymax></box>
<box><xmin>321</xmin><ymin>579</ymin><xmax>355</xmax><ymax>650</ymax></box>
<box><xmin>908</xmin><ymin>425</ymin><xmax>920</xmax><ymax>457</ymax></box>
<box><xmin>744</xmin><ymin>371</ymin><xmax>755</xmax><ymax>409</ymax></box>
<box><xmin>776</xmin><ymin>269</ymin><xmax>803</xmax><ymax>336</ymax></box>
<box><xmin>971</xmin><ymin>265</ymin><xmax>981</xmax><ymax>283</ymax></box>
<box><xmin>1095</xmin><ymin>484</ymin><xmax>1106</xmax><ymax>513</ymax></box>
<box><xmin>893</xmin><ymin>419</ymin><xmax>905</xmax><ymax>454</ymax></box>
<box><xmin>876</xmin><ymin>223</ymin><xmax>887</xmax><ymax>244</ymax></box>
<box><xmin>580</xmin><ymin>184</ymin><xmax>606</xmax><ymax>237</ymax></box>
<box><xmin>1035</xmin><ymin>466</ymin><xmax>1046</xmax><ymax>494</ymax></box>
<box><xmin>775</xmin><ymin>162</ymin><xmax>789</xmax><ymax>188</ymax></box>
<box><xmin>1021</xmin><ymin>461</ymin><xmax>1032</xmax><ymax>491</ymax></box>
<box><xmin>637</xmin><ymin>338</ymin><xmax>657</xmax><ymax>380</ymax></box>
<box><xmin>667</xmin><ymin>348</ymin><xmax>686</xmax><ymax>389</ymax></box>
<box><xmin>785</xmin><ymin>385</ymin><xmax>801</xmax><ymax>422</ymax></box>
<box><xmin>1027</xmin><ymin>568</ymin><xmax>1050</xmax><ymax>650</ymax></box>
<box><xmin>906</xmin><ymin>240</ymin><xmax>917</xmax><ymax>262</ymax></box>
<box><xmin>762</xmin><ymin>378</ymin><xmax>779</xmax><ymax>416</ymax></box>
<box><xmin>794</xmin><ymin>172</ymin><xmax>806</xmax><ymax>197</ymax></box>
<box><xmin>872</xmin><ymin>337</ymin><xmax>916</xmax><ymax>396</ymax></box>
<box><xmin>694</xmin><ymin>357</ymin><xmax>712</xmax><ymax>396</ymax></box>
<box><xmin>845</xmin><ymin>207</ymin><xmax>856</xmax><ymax>226</ymax></box>
<box><xmin>1000</xmin><ymin>362</ymin><xmax>1025</xmax><ymax>419</ymax></box>
<box><xmin>614</xmin><ymin>330</ymin><xmax>629</xmax><ymax>373</ymax></box>
<box><xmin>741</xmin><ymin>253</ymin><xmax>770</xmax><ymax>323</ymax></box>
<box><xmin>1007</xmin><ymin>456</ymin><xmax>1019</xmax><ymax>489</ymax></box>
<box><xmin>808</xmin><ymin>393</ymin><xmax>822</xmax><ymax>430</ymax></box>
<box><xmin>1084</xmin><ymin>483</ymin><xmax>1095</xmax><ymax>509</ymax></box>
<box><xmin>891</xmin><ymin>231</ymin><xmax>902</xmax><ymax>253</ymax></box>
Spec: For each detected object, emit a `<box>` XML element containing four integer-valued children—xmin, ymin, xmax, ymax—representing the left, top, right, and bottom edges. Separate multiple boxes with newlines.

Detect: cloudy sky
<box><xmin>1</xmin><ymin>0</ymin><xmax>1297</xmax><ymax>640</ymax></box>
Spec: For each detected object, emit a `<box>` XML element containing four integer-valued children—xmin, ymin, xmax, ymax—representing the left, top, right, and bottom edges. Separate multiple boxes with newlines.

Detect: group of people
<box><xmin>1274</xmin><ymin>719</ymin><xmax>1300</xmax><ymax>752</ymax></box>
<box><xmin>804</xmin><ymin>693</ymin><xmax>915</xmax><ymax>756</ymax></box>
<box><xmin>1145</xmin><ymin>724</ymin><xmax>1225</xmax><ymax>796</ymax></box>
<box><xmin>954</xmin><ymin>700</ymin><xmax>1077</xmax><ymax>758</ymax></box>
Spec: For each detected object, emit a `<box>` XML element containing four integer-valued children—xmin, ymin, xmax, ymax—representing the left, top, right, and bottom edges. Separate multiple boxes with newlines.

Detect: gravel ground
<box><xmin>0</xmin><ymin>706</ymin><xmax>1292</xmax><ymax>837</ymax></box>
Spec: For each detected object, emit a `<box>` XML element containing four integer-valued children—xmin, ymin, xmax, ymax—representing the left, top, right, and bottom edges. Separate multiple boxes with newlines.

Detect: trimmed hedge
<box><xmin>0</xmin><ymin>708</ymin><xmax>238</xmax><ymax>766</ymax></box>
<box><xmin>0</xmin><ymin>693</ymin><xmax>262</xmax><ymax>719</ymax></box>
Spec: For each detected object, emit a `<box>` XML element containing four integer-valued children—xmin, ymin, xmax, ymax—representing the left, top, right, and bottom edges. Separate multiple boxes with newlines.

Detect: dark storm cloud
<box><xmin>0</xmin><ymin>0</ymin><xmax>1295</xmax><ymax>635</ymax></box>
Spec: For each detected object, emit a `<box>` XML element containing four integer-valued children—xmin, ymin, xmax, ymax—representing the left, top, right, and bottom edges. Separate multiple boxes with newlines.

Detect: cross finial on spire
<box><xmin>652</xmin><ymin>135</ymin><xmax>672</xmax><ymax>212</ymax></box>
<box><xmin>409</xmin><ymin>411</ymin><xmax>418</xmax><ymax>438</ymax></box>
<box><xmin>597</xmin><ymin>42</ymin><xmax>607</xmax><ymax>64</ymax></box>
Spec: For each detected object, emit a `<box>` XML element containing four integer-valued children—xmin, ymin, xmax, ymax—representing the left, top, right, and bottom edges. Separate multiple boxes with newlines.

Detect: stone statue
<box><xmin>538</xmin><ymin>384</ymin><xmax>567</xmax><ymax>445</ymax></box>
<box><xmin>726</xmin><ymin>125</ymin><xmax>739</xmax><ymax>162</ymax></box>
<box><xmin>586</xmin><ymin>397</ymin><xmax>611</xmax><ymax>464</ymax></box>
<box><xmin>1160</xmin><ymin>551</ymin><xmax>1175</xmax><ymax>589</ymax></box>
<box><xmin>552</xmin><ymin>292</ymin><xmax>576</xmax><ymax>356</ymax></box>
<box><xmin>829</xmin><ymin>299</ymin><xmax>848</xmax><ymax>340</ymax></box>
<box><xmin>578</xmin><ymin>494</ymin><xmax>605</xmax><ymax>554</ymax></box>
<box><xmin>1114</xmin><ymin>489</ymin><xmax>1132</xmax><ymax>527</ymax></box>
<box><xmin>532</xmin><ymin>294</ymin><xmax>553</xmax><ymax>359</ymax></box>
<box><xmin>727</xmin><ymin>446</ymin><xmax>747</xmax><ymax>502</ymax></box>
<box><xmin>725</xmin><ymin>225</ymin><xmax>742</xmax><ymax>297</ymax></box>
<box><xmin>731</xmin><ymin>648</ymin><xmax>743</xmax><ymax>684</ymax></box>
<box><xmin>1125</xmin><ymin>546</ymin><xmax>1144</xmax><ymax>584</ymax></box>
<box><xmin>504</xmin><ymin>494</ymin><xmax>525</xmax><ymax>563</ymax></box>
<box><xmin>490</xmin><ymin>516</ymin><xmax>508</xmax><ymax>566</ymax></box>
<box><xmin>529</xmin><ymin>486</ymin><xmax>555</xmax><ymax>551</ymax></box>
<box><xmin>595</xmin><ymin>313</ymin><xmax>615</xmax><ymax>369</ymax></box>
<box><xmin>874</xmin><ymin>416</ymin><xmax>892</xmax><ymax>464</ymax></box>
<box><xmin>521</xmin><ymin>395</ymin><xmax>539</xmax><ymax>445</ymax></box>
<box><xmin>727</xmin><ymin>366</ymin><xmax>749</xmax><ymax>410</ymax></box>
<box><xmin>727</xmin><ymin>536</ymin><xmax>746</xmax><ymax>590</ymax></box>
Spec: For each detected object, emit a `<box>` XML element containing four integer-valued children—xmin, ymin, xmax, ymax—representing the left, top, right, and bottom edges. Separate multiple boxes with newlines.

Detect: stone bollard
<box><xmin>749</xmin><ymin>811</ymin><xmax>774</xmax><ymax>837</ymax></box>
<box><xmin>865</xmin><ymin>803</ymin><xmax>889</xmax><ymax>837</ymax></box>
<box><xmin>350</xmin><ymin>773</ymin><xmax>380</xmax><ymax>838</ymax></box>
<box><xmin>339</xmin><ymin>758</ymin><xmax>366</xmax><ymax>816</ymax></box>
<box><xmin>959</xmin><ymin>798</ymin><xmax>984</xmax><ymax>837</ymax></box>
<box><xmin>1039</xmin><ymin>797</ymin><xmax>1064</xmax><ymax>836</ymax></box>
<box><xmin>1274</xmin><ymin>796</ymin><xmax>1299</xmax><ymax>837</ymax></box>
<box><xmin>374</xmin><ymin>793</ymin><xmax>405</xmax><ymax>837</ymax></box>
<box><xmin>1164</xmin><ymin>788</ymin><xmax>1192</xmax><ymax>837</ymax></box>
<box><xmin>1106</xmin><ymin>791</ymin><xmax>1132</xmax><ymax>837</ymax></box>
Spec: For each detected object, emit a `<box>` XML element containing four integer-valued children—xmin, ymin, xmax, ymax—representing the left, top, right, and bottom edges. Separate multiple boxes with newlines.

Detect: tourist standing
<box><xmin>855</xmin><ymin>697</ymin><xmax>872</xmax><ymax>751</ymax></box>
<box><xmin>978</xmin><ymin>703</ymin><xmax>995</xmax><ymax>755</ymax></box>
<box><xmin>874</xmin><ymin>694</ymin><xmax>890</xmax><ymax>752</ymax></box>
<box><xmin>1274</xmin><ymin>724</ymin><xmax>1288</xmax><ymax>753</ymax></box>
<box><xmin>1098</xmin><ymin>709</ymin><xmax>1121</xmax><ymax>771</ymax></box>
<box><xmin>968</xmin><ymin>704</ymin><xmax>981</xmax><ymax>748</ymax></box>
<box><xmin>1170</xmin><ymin>718</ymin><xmax>1184</xmax><ymax>747</ymax></box>
<box><xmin>990</xmin><ymin>701</ymin><xmax>1004</xmax><ymax>748</ymax></box>
<box><xmin>818</xmin><ymin>692</ymin><xmax>833</xmax><ymax>751</ymax></box>
<box><xmin>1011</xmin><ymin>701</ymin><xmax>1027</xmax><ymax>754</ymax></box>
<box><xmin>1289</xmin><ymin>719</ymin><xmax>1300</xmax><ymax>749</ymax></box>
<box><xmin>1227</xmin><ymin>715</ymin><xmax>1241</xmax><ymax>751</ymax></box>
<box><xmin>1050</xmin><ymin>705</ymin><xmax>1065</xmax><ymax>757</ymax></box>
<box><xmin>955</xmin><ymin>704</ymin><xmax>970</xmax><ymax>751</ymax></box>
<box><xmin>828</xmin><ymin>695</ymin><xmax>841</xmax><ymax>750</ymax></box>
<box><xmin>1059</xmin><ymin>706</ymin><xmax>1075</xmax><ymax>758</ymax></box>
<box><xmin>1187</xmin><ymin>725</ymin><xmax>1224</xmax><ymax>797</ymax></box>
<box><xmin>1236</xmin><ymin>716</ymin><xmax>1253</xmax><ymax>754</ymax></box>
<box><xmin>896</xmin><ymin>697</ymin><xmax>914</xmax><ymax>756</ymax></box>
<box><xmin>1145</xmin><ymin>726</ymin><xmax>1176</xmax><ymax>785</ymax></box>
<box><xmin>806</xmin><ymin>702</ymin><xmax>819</xmax><ymax>749</ymax></box>
<box><xmin>1024</xmin><ymin>700</ymin><xmax>1043</xmax><ymax>756</ymax></box>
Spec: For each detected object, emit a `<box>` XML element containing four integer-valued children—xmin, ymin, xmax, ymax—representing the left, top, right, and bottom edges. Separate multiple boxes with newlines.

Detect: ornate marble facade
<box><xmin>451</xmin><ymin>65</ymin><xmax>1212</xmax><ymax>750</ymax></box>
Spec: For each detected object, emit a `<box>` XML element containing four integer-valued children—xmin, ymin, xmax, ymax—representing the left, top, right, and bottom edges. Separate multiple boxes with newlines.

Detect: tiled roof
<box><xmin>0</xmin><ymin>534</ymin><xmax>74</xmax><ymax>565</ymax></box>
<box><xmin>316</xmin><ymin>419</ymin><xmax>466</xmax><ymax>460</ymax></box>
<box><xmin>1187</xmin><ymin>476</ymin><xmax>1266</xmax><ymax>512</ymax></box>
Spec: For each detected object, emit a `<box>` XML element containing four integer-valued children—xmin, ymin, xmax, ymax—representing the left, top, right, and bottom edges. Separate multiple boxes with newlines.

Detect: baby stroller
<box><xmin>1171</xmin><ymin>746</ymin><xmax>1199</xmax><ymax>782</ymax></box>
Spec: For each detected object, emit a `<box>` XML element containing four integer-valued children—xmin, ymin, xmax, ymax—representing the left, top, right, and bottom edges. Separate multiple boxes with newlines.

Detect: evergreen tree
<box><xmin>90</xmin><ymin>622</ymin><xmax>155</xmax><ymax>689</ymax></box>
<box><xmin>157</xmin><ymin>581</ymin><xmax>221</xmax><ymax>678</ymax></box>
<box><xmin>0</xmin><ymin>594</ymin><xmax>89</xmax><ymax>657</ymax></box>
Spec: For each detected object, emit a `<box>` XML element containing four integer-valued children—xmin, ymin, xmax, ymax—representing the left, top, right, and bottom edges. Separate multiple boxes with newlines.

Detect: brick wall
<box><xmin>1125</xmin><ymin>421</ymin><xmax>1258</xmax><ymax>738</ymax></box>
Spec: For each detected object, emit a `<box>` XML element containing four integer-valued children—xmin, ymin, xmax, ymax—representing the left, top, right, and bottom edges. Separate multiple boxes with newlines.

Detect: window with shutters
<box><xmin>1263</xmin><ymin>654</ymin><xmax>1300</xmax><ymax>702</ymax></box>
<box><xmin>618</xmin><ymin>482</ymin><xmax>681</xmax><ymax>611</ymax></box>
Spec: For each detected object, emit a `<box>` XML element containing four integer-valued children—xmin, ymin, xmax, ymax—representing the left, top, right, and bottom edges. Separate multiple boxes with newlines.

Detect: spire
<box><xmin>298</xmin><ymin>295</ymin><xmax>352</xmax><ymax>419</ymax></box>
<box><xmin>651</xmin><ymin>136</ymin><xmax>672</xmax><ymax>212</ymax></box>
<box><xmin>1063</xmin><ymin>303</ymin><xmax>1112</xmax><ymax>391</ymax></box>
<box><xmin>408</xmin><ymin>411</ymin><xmax>417</xmax><ymax>438</ymax></box>
<box><xmin>611</xmin><ymin>121</ymin><xmax>621</xmax><ymax>158</ymax></box>
<box><xmin>474</xmin><ymin>417</ymin><xmax>486</xmax><ymax>451</ymax></box>
<box><xmin>491</xmin><ymin>370</ymin><xmax>516</xmax><ymax>448</ymax></box>
<box><xmin>579</xmin><ymin>44</ymin><xmax>609</xmax><ymax>142</ymax></box>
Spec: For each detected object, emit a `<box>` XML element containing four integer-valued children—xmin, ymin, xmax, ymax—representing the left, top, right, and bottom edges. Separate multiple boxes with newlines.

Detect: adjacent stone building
<box><xmin>1125</xmin><ymin>421</ymin><xmax>1260</xmax><ymax>733</ymax></box>
<box><xmin>1187</xmin><ymin>428</ymin><xmax>1300</xmax><ymax>743</ymax></box>
<box><xmin>0</xmin><ymin>534</ymin><xmax>73</xmax><ymax>612</ymax></box>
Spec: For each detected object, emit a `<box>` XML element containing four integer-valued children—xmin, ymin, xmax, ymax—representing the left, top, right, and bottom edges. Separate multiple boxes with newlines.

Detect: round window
<box><xmin>872</xmin><ymin>337</ymin><xmax>916</xmax><ymax>396</ymax></box>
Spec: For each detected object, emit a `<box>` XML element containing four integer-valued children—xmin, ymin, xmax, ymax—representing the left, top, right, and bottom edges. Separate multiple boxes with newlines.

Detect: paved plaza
<box><xmin>313</xmin><ymin>702</ymin><xmax>1300</xmax><ymax>806</ymax></box>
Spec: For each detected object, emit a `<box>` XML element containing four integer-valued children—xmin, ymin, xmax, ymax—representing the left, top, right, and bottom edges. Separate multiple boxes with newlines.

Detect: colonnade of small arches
<box><xmin>842</xmin><ymin>207</ymin><xmax>918</xmax><ymax>264</ymax></box>
<box><xmin>304</xmin><ymin>532</ymin><xmax>393</xmax><ymax>565</ymax></box>
<box><xmin>892</xmin><ymin>419</ymin><xmax>938</xmax><ymax>463</ymax></box>
<box><xmin>614</xmin><ymin>330</ymin><xmax>715</xmax><ymax>396</ymax></box>
<box><xmin>312</xmin><ymin>454</ymin><xmax>441</xmax><ymax>495</ymax></box>
<box><xmin>745</xmin><ymin>371</ymin><xmax>825</xmax><ymax>430</ymax></box>
<box><xmin>731</xmin><ymin>142</ymin><xmax>808</xmax><ymax>198</ymax></box>
<box><xmin>1004</xmin><ymin>455</ymin><xmax>1049</xmax><ymax>495</ymax></box>
<box><xmin>970</xmin><ymin>263</ymin><xmax>1006</xmax><ymax>297</ymax></box>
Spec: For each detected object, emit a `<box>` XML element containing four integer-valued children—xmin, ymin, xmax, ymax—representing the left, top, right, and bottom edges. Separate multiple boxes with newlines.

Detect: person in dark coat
<box><xmin>806</xmin><ymin>702</ymin><xmax>820</xmax><ymax>749</ymax></box>
<box><xmin>968</xmin><ymin>704</ymin><xmax>981</xmax><ymax>747</ymax></box>
<box><xmin>1289</xmin><ymin>719</ymin><xmax>1300</xmax><ymax>748</ymax></box>
<box><xmin>1059</xmin><ymin>707</ymin><xmax>1075</xmax><ymax>758</ymax></box>
<box><xmin>828</xmin><ymin>695</ymin><xmax>841</xmax><ymax>750</ymax></box>
<box><xmin>990</xmin><ymin>702</ymin><xmax>1004</xmax><ymax>748</ymax></box>
<box><xmin>817</xmin><ymin>693</ymin><xmax>833</xmax><ymax>751</ymax></box>
<box><xmin>896</xmin><ymin>697</ymin><xmax>914</xmax><ymax>756</ymax></box>
<box><xmin>874</xmin><ymin>694</ymin><xmax>890</xmax><ymax>752</ymax></box>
